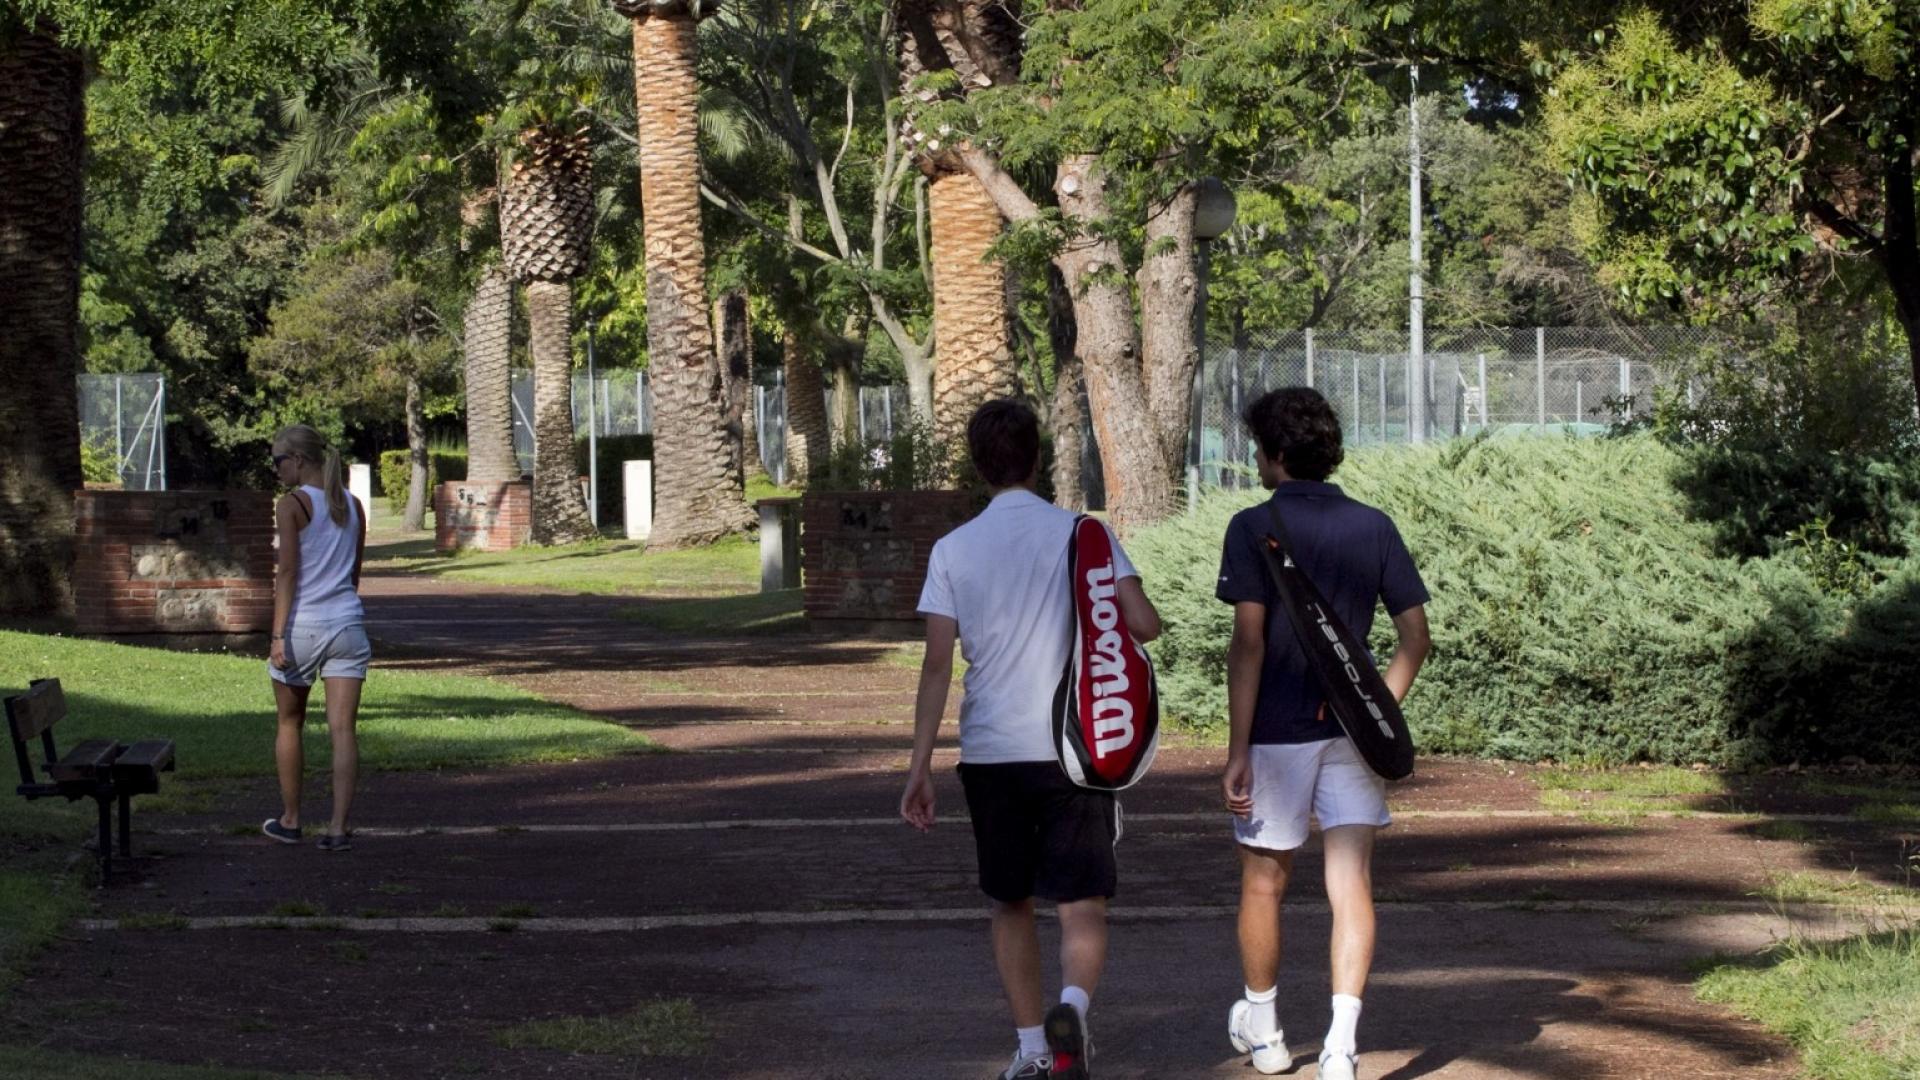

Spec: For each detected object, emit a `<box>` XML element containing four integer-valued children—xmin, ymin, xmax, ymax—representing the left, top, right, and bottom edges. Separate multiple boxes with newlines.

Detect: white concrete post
<box><xmin>349</xmin><ymin>464</ymin><xmax>372</xmax><ymax>517</ymax></box>
<box><xmin>623</xmin><ymin>460</ymin><xmax>653</xmax><ymax>541</ymax></box>
<box><xmin>759</xmin><ymin>500</ymin><xmax>800</xmax><ymax>592</ymax></box>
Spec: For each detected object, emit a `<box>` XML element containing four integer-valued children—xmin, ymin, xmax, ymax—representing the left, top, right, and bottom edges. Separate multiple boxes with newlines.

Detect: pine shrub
<box><xmin>1132</xmin><ymin>434</ymin><xmax>1920</xmax><ymax>766</ymax></box>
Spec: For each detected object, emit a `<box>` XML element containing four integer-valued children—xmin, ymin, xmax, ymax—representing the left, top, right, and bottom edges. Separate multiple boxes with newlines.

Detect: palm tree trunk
<box><xmin>463</xmin><ymin>263</ymin><xmax>518</xmax><ymax>483</ymax></box>
<box><xmin>929</xmin><ymin>166</ymin><xmax>1016</xmax><ymax>452</ymax></box>
<box><xmin>403</xmin><ymin>375</ymin><xmax>429</xmax><ymax>531</ymax></box>
<box><xmin>0</xmin><ymin>28</ymin><xmax>86</xmax><ymax>616</ymax></box>
<box><xmin>526</xmin><ymin>280</ymin><xmax>597</xmax><ymax>544</ymax></box>
<box><xmin>630</xmin><ymin>10</ymin><xmax>752</xmax><ymax>547</ymax></box>
<box><xmin>783</xmin><ymin>328</ymin><xmax>830</xmax><ymax>486</ymax></box>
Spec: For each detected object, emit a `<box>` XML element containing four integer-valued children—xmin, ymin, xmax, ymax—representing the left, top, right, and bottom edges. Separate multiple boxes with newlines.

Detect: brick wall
<box><xmin>435</xmin><ymin>481</ymin><xmax>531</xmax><ymax>553</ymax></box>
<box><xmin>801</xmin><ymin>491</ymin><xmax>978</xmax><ymax>623</ymax></box>
<box><xmin>73</xmin><ymin>491</ymin><xmax>276</xmax><ymax>634</ymax></box>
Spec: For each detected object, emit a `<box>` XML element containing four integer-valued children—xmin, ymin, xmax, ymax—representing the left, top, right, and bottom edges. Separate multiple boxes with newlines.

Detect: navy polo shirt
<box><xmin>1215</xmin><ymin>481</ymin><xmax>1429</xmax><ymax>745</ymax></box>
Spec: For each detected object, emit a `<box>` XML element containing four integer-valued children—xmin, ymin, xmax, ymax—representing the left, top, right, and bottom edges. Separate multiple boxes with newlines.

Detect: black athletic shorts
<box><xmin>957</xmin><ymin>762</ymin><xmax>1120</xmax><ymax>904</ymax></box>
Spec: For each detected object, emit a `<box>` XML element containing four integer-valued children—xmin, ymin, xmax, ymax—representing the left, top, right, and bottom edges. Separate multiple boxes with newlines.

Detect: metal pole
<box><xmin>1408</xmin><ymin>63</ymin><xmax>1426</xmax><ymax>443</ymax></box>
<box><xmin>1535</xmin><ymin>327</ymin><xmax>1547</xmax><ymax>426</ymax></box>
<box><xmin>155</xmin><ymin>378</ymin><xmax>167</xmax><ymax>490</ymax></box>
<box><xmin>1350</xmin><ymin>360</ymin><xmax>1360</xmax><ymax>444</ymax></box>
<box><xmin>586</xmin><ymin>318</ymin><xmax>599</xmax><ymax>528</ymax></box>
<box><xmin>1576</xmin><ymin>380</ymin><xmax>1584</xmax><ymax>425</ymax></box>
<box><xmin>1305</xmin><ymin>327</ymin><xmax>1315</xmax><ymax>389</ymax></box>
<box><xmin>1477</xmin><ymin>352</ymin><xmax>1487</xmax><ymax>431</ymax></box>
<box><xmin>1378</xmin><ymin>355</ymin><xmax>1388</xmax><ymax>442</ymax></box>
<box><xmin>113</xmin><ymin>377</ymin><xmax>124</xmax><ymax>483</ymax></box>
<box><xmin>1619</xmin><ymin>356</ymin><xmax>1631</xmax><ymax>415</ymax></box>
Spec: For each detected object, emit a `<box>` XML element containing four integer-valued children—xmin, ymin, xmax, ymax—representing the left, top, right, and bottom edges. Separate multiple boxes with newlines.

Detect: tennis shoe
<box><xmin>997</xmin><ymin>1050</ymin><xmax>1051</xmax><ymax>1079</ymax></box>
<box><xmin>1318</xmin><ymin>1048</ymin><xmax>1358</xmax><ymax>1080</ymax></box>
<box><xmin>1228</xmin><ymin>999</ymin><xmax>1289</xmax><ymax>1075</ymax></box>
<box><xmin>1044</xmin><ymin>1001</ymin><xmax>1091</xmax><ymax>1079</ymax></box>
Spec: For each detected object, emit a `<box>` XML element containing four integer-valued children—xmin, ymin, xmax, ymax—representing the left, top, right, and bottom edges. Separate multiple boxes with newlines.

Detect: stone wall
<box><xmin>801</xmin><ymin>491</ymin><xmax>978</xmax><ymax>623</ymax></box>
<box><xmin>72</xmin><ymin>491</ymin><xmax>275</xmax><ymax>634</ymax></box>
<box><xmin>435</xmin><ymin>481</ymin><xmax>531</xmax><ymax>553</ymax></box>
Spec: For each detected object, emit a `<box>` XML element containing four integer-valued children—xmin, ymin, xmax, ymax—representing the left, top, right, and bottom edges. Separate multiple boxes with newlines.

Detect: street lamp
<box><xmin>1191</xmin><ymin>177</ymin><xmax>1237</xmax><ymax>491</ymax></box>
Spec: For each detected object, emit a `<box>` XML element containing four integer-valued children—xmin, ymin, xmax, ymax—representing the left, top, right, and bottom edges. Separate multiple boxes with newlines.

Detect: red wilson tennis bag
<box><xmin>1256</xmin><ymin>501</ymin><xmax>1416</xmax><ymax>781</ymax></box>
<box><xmin>1051</xmin><ymin>515</ymin><xmax>1160</xmax><ymax>791</ymax></box>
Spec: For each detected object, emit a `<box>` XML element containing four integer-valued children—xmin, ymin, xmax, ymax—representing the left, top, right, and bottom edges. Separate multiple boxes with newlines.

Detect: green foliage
<box><xmin>378</xmin><ymin>446</ymin><xmax>468</xmax><ymax>512</ymax></box>
<box><xmin>816</xmin><ymin>416</ymin><xmax>962</xmax><ymax>493</ymax></box>
<box><xmin>1133</xmin><ymin>435</ymin><xmax>1920</xmax><ymax>766</ymax></box>
<box><xmin>574</xmin><ymin>434</ymin><xmax>652</xmax><ymax>526</ymax></box>
<box><xmin>78</xmin><ymin>438</ymin><xmax>119</xmax><ymax>485</ymax></box>
<box><xmin>1698</xmin><ymin>930</ymin><xmax>1920</xmax><ymax>1080</ymax></box>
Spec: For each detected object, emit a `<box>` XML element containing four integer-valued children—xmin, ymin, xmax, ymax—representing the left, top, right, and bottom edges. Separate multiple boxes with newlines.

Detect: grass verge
<box><xmin>366</xmin><ymin>535</ymin><xmax>760</xmax><ymax>596</ymax></box>
<box><xmin>1697</xmin><ymin>930</ymin><xmax>1920</xmax><ymax>1079</ymax></box>
<box><xmin>491</xmin><ymin>998</ymin><xmax>709</xmax><ymax>1057</ymax></box>
<box><xmin>614</xmin><ymin>589</ymin><xmax>803</xmax><ymax>635</ymax></box>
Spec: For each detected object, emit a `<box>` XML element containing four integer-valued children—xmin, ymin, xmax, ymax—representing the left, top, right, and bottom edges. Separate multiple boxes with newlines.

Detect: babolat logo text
<box><xmin>1084</xmin><ymin>562</ymin><xmax>1134</xmax><ymax>757</ymax></box>
<box><xmin>1310</xmin><ymin>601</ymin><xmax>1395</xmax><ymax>739</ymax></box>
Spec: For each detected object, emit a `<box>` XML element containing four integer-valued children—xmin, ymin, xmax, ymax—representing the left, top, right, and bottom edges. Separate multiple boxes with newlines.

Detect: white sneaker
<box><xmin>1318</xmin><ymin>1048</ymin><xmax>1358</xmax><ymax>1080</ymax></box>
<box><xmin>998</xmin><ymin>1050</ymin><xmax>1052</xmax><ymax>1080</ymax></box>
<box><xmin>1227</xmin><ymin>999</ymin><xmax>1290</xmax><ymax>1075</ymax></box>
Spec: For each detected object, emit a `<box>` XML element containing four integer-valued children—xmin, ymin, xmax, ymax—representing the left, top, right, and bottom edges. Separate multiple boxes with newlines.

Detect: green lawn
<box><xmin>1698</xmin><ymin>930</ymin><xmax>1920</xmax><ymax>1079</ymax></box>
<box><xmin>614</xmin><ymin>589</ymin><xmax>804</xmax><ymax>635</ymax></box>
<box><xmin>0</xmin><ymin>1046</ymin><xmax>344</xmax><ymax>1080</ymax></box>
<box><xmin>0</xmin><ymin>629</ymin><xmax>654</xmax><ymax>1002</ymax></box>
<box><xmin>368</xmin><ymin>535</ymin><xmax>762</xmax><ymax>597</ymax></box>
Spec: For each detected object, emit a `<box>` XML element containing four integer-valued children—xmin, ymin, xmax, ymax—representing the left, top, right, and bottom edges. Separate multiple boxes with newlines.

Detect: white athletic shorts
<box><xmin>269</xmin><ymin>621</ymin><xmax>372</xmax><ymax>688</ymax></box>
<box><xmin>1233</xmin><ymin>736</ymin><xmax>1391</xmax><ymax>852</ymax></box>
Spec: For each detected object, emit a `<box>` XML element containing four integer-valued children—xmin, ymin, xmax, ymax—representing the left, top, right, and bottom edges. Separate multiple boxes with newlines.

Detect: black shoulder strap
<box><xmin>1265</xmin><ymin>499</ymin><xmax>1295</xmax><ymax>560</ymax></box>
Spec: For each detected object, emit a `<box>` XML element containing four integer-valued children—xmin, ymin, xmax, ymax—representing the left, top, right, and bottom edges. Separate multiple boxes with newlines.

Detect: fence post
<box><xmin>1619</xmin><ymin>356</ymin><xmax>1631</xmax><ymax>414</ymax></box>
<box><xmin>1377</xmin><ymin>355</ymin><xmax>1388</xmax><ymax>442</ymax></box>
<box><xmin>1576</xmin><ymin>380</ymin><xmax>1584</xmax><ymax>424</ymax></box>
<box><xmin>113</xmin><ymin>376</ymin><xmax>124</xmax><ymax>481</ymax></box>
<box><xmin>155</xmin><ymin>378</ymin><xmax>167</xmax><ymax>490</ymax></box>
<box><xmin>1350</xmin><ymin>361</ymin><xmax>1360</xmax><ymax>444</ymax></box>
<box><xmin>1477</xmin><ymin>352</ymin><xmax>1487</xmax><ymax>431</ymax></box>
<box><xmin>1305</xmin><ymin>328</ymin><xmax>1315</xmax><ymax>388</ymax></box>
<box><xmin>1535</xmin><ymin>327</ymin><xmax>1547</xmax><ymax>426</ymax></box>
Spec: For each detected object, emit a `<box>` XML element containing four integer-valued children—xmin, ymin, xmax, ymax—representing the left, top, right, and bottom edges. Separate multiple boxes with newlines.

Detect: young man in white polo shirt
<box><xmin>901</xmin><ymin>399</ymin><xmax>1161</xmax><ymax>1080</ymax></box>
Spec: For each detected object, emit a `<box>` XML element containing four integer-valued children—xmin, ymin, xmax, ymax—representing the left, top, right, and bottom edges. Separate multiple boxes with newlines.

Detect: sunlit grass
<box><xmin>1698</xmin><ymin>930</ymin><xmax>1920</xmax><ymax>1080</ymax></box>
<box><xmin>368</xmin><ymin>535</ymin><xmax>761</xmax><ymax>597</ymax></box>
<box><xmin>491</xmin><ymin>998</ymin><xmax>709</xmax><ymax>1058</ymax></box>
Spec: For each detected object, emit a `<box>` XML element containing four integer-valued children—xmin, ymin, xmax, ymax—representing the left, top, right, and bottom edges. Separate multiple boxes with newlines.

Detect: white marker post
<box><xmin>623</xmin><ymin>460</ymin><xmax>652</xmax><ymax>541</ymax></box>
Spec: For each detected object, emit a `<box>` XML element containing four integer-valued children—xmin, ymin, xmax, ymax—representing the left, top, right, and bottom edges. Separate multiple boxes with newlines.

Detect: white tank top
<box><xmin>289</xmin><ymin>485</ymin><xmax>364</xmax><ymax>626</ymax></box>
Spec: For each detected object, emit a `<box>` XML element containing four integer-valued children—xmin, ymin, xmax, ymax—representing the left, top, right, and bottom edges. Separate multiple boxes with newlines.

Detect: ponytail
<box><xmin>271</xmin><ymin>424</ymin><xmax>352</xmax><ymax>527</ymax></box>
<box><xmin>322</xmin><ymin>448</ymin><xmax>349</xmax><ymax>526</ymax></box>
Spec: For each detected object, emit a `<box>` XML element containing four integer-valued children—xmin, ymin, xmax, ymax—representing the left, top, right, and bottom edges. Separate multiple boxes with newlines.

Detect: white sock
<box><xmin>1244</xmin><ymin>984</ymin><xmax>1280</xmax><ymax>1038</ymax></box>
<box><xmin>1325</xmin><ymin>994</ymin><xmax>1362</xmax><ymax>1056</ymax></box>
<box><xmin>1017</xmin><ymin>1024</ymin><xmax>1047</xmax><ymax>1058</ymax></box>
<box><xmin>1060</xmin><ymin>984</ymin><xmax>1091</xmax><ymax>1022</ymax></box>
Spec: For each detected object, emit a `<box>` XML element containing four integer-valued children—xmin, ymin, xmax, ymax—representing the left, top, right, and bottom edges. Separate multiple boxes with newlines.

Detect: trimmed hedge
<box><xmin>1132</xmin><ymin>434</ymin><xmax>1920</xmax><ymax>766</ymax></box>
<box><xmin>378</xmin><ymin>448</ymin><xmax>468</xmax><ymax>513</ymax></box>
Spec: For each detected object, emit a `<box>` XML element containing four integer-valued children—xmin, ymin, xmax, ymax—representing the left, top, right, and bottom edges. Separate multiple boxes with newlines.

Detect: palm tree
<box><xmin>460</xmin><ymin>188</ymin><xmax>519</xmax><ymax>485</ymax></box>
<box><xmin>0</xmin><ymin>26</ymin><xmax>86</xmax><ymax>616</ymax></box>
<box><xmin>500</xmin><ymin>122</ymin><xmax>600</xmax><ymax>544</ymax></box>
<box><xmin>613</xmin><ymin>0</ymin><xmax>752</xmax><ymax>546</ymax></box>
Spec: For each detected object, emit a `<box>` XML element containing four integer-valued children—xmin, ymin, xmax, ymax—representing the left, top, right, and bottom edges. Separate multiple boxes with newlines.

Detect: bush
<box><xmin>816</xmin><ymin>415</ymin><xmax>963</xmax><ymax>492</ymax></box>
<box><xmin>1132</xmin><ymin>433</ymin><xmax>1920</xmax><ymax>766</ymax></box>
<box><xmin>379</xmin><ymin>446</ymin><xmax>468</xmax><ymax>513</ymax></box>
<box><xmin>575</xmin><ymin>434</ymin><xmax>652</xmax><ymax>526</ymax></box>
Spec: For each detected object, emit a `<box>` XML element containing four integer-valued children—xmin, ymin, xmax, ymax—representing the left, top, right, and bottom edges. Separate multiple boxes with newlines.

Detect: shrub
<box><xmin>1133</xmin><ymin>434</ymin><xmax>1920</xmax><ymax>766</ymax></box>
<box><xmin>816</xmin><ymin>415</ymin><xmax>963</xmax><ymax>492</ymax></box>
<box><xmin>379</xmin><ymin>446</ymin><xmax>468</xmax><ymax>513</ymax></box>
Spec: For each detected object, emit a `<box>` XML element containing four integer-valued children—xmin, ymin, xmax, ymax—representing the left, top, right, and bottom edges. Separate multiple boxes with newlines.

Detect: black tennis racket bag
<box><xmin>1256</xmin><ymin>501</ymin><xmax>1415</xmax><ymax>780</ymax></box>
<box><xmin>1051</xmin><ymin>515</ymin><xmax>1160</xmax><ymax>791</ymax></box>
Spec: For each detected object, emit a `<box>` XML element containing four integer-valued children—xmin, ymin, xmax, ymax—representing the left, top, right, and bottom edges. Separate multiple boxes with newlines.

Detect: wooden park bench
<box><xmin>6</xmin><ymin>678</ymin><xmax>175</xmax><ymax>878</ymax></box>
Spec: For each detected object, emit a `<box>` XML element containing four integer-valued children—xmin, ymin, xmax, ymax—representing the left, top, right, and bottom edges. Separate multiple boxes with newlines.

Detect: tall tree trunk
<box><xmin>403</xmin><ymin>375</ymin><xmax>429</xmax><ymax>531</ymax></box>
<box><xmin>526</xmin><ymin>280</ymin><xmax>597</xmax><ymax>544</ymax></box>
<box><xmin>1053</xmin><ymin>156</ymin><xmax>1175</xmax><ymax>534</ymax></box>
<box><xmin>715</xmin><ymin>289</ymin><xmax>762</xmax><ymax>481</ymax></box>
<box><xmin>1878</xmin><ymin>122</ymin><xmax>1920</xmax><ymax>415</ymax></box>
<box><xmin>1046</xmin><ymin>265</ymin><xmax>1086</xmax><ymax>512</ymax></box>
<box><xmin>0</xmin><ymin>29</ymin><xmax>85</xmax><ymax>616</ymax></box>
<box><xmin>629</xmin><ymin>10</ymin><xmax>752</xmax><ymax>546</ymax></box>
<box><xmin>929</xmin><ymin>166</ymin><xmax>1016</xmax><ymax>452</ymax></box>
<box><xmin>783</xmin><ymin>328</ymin><xmax>830</xmax><ymax>486</ymax></box>
<box><xmin>463</xmin><ymin>262</ymin><xmax>518</xmax><ymax>482</ymax></box>
<box><xmin>1137</xmin><ymin>184</ymin><xmax>1200</xmax><ymax>479</ymax></box>
<box><xmin>829</xmin><ymin>341</ymin><xmax>862</xmax><ymax>447</ymax></box>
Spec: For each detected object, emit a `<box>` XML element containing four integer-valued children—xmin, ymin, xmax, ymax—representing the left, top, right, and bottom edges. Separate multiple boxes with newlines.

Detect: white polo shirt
<box><xmin>917</xmin><ymin>488</ymin><xmax>1139</xmax><ymax>764</ymax></box>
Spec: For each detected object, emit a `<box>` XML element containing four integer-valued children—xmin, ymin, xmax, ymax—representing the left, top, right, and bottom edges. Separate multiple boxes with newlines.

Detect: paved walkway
<box><xmin>10</xmin><ymin>571</ymin><xmax>1915</xmax><ymax>1078</ymax></box>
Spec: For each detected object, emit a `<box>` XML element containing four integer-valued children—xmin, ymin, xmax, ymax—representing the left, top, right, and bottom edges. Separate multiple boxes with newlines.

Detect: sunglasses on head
<box><xmin>272</xmin><ymin>453</ymin><xmax>296</xmax><ymax>467</ymax></box>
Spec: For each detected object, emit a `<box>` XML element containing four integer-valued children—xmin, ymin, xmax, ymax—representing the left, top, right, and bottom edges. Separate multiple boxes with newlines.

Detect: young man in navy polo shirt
<box><xmin>902</xmin><ymin>399</ymin><xmax>1161</xmax><ymax>1080</ymax></box>
<box><xmin>1216</xmin><ymin>387</ymin><xmax>1431</xmax><ymax>1080</ymax></box>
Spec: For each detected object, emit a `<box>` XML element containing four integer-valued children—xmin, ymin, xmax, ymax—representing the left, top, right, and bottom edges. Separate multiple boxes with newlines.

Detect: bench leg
<box><xmin>118</xmin><ymin>790</ymin><xmax>132</xmax><ymax>858</ymax></box>
<box><xmin>96</xmin><ymin>796</ymin><xmax>112</xmax><ymax>880</ymax></box>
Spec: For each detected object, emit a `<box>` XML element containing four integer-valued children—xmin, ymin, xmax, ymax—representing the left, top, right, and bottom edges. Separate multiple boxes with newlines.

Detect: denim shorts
<box><xmin>269</xmin><ymin>621</ymin><xmax>372</xmax><ymax>687</ymax></box>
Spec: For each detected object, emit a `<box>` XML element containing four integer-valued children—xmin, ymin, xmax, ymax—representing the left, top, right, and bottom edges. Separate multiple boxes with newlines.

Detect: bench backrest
<box><xmin>6</xmin><ymin>678</ymin><xmax>65</xmax><ymax>784</ymax></box>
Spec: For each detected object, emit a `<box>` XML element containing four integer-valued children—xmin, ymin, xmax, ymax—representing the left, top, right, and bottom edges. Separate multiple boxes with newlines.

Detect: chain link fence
<box><xmin>76</xmin><ymin>374</ymin><xmax>167</xmax><ymax>490</ymax></box>
<box><xmin>1191</xmin><ymin>326</ymin><xmax>1718</xmax><ymax>489</ymax></box>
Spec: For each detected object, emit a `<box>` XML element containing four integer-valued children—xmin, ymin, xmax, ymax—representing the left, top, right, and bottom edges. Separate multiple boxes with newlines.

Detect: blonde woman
<box><xmin>261</xmin><ymin>425</ymin><xmax>370</xmax><ymax>851</ymax></box>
